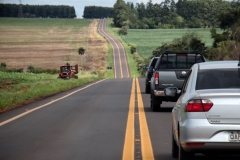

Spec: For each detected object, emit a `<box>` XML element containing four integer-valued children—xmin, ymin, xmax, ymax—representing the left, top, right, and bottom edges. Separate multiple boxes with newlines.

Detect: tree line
<box><xmin>113</xmin><ymin>0</ymin><xmax>240</xmax><ymax>29</ymax></box>
<box><xmin>151</xmin><ymin>8</ymin><xmax>240</xmax><ymax>60</ymax></box>
<box><xmin>0</xmin><ymin>3</ymin><xmax>76</xmax><ymax>18</ymax></box>
<box><xmin>83</xmin><ymin>6</ymin><xmax>113</xmax><ymax>18</ymax></box>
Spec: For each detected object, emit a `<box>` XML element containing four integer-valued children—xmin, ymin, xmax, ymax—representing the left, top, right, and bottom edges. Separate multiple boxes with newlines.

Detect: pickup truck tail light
<box><xmin>154</xmin><ymin>72</ymin><xmax>159</xmax><ymax>86</ymax></box>
<box><xmin>186</xmin><ymin>99</ymin><xmax>213</xmax><ymax>112</ymax></box>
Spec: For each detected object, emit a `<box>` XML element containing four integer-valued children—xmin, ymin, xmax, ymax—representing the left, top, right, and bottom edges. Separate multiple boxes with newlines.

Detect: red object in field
<box><xmin>58</xmin><ymin>63</ymin><xmax>79</xmax><ymax>79</ymax></box>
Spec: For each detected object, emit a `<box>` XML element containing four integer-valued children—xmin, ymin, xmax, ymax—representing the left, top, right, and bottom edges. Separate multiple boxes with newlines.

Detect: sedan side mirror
<box><xmin>164</xmin><ymin>87</ymin><xmax>178</xmax><ymax>97</ymax></box>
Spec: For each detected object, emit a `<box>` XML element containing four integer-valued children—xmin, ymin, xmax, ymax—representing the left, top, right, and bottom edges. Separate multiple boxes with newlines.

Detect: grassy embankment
<box><xmin>0</xmin><ymin>18</ymin><xmax>110</xmax><ymax>111</ymax></box>
<box><xmin>121</xmin><ymin>28</ymin><xmax>223</xmax><ymax>59</ymax></box>
<box><xmin>0</xmin><ymin>72</ymin><xmax>101</xmax><ymax>111</ymax></box>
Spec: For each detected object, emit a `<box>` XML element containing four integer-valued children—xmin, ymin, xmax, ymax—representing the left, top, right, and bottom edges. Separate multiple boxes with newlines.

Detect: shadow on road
<box><xmin>159</xmin><ymin>107</ymin><xmax>173</xmax><ymax>112</ymax></box>
<box><xmin>154</xmin><ymin>153</ymin><xmax>240</xmax><ymax>160</ymax></box>
<box><xmin>144</xmin><ymin>107</ymin><xmax>173</xmax><ymax>113</ymax></box>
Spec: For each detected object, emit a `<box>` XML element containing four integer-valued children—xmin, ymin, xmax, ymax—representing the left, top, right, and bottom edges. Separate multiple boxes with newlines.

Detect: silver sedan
<box><xmin>165</xmin><ymin>61</ymin><xmax>240</xmax><ymax>160</ymax></box>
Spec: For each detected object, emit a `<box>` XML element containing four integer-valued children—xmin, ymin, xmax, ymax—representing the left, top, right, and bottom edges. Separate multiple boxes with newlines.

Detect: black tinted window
<box><xmin>196</xmin><ymin>69</ymin><xmax>240</xmax><ymax>90</ymax></box>
<box><xmin>150</xmin><ymin>58</ymin><xmax>158</xmax><ymax>67</ymax></box>
<box><xmin>159</xmin><ymin>54</ymin><xmax>204</xmax><ymax>69</ymax></box>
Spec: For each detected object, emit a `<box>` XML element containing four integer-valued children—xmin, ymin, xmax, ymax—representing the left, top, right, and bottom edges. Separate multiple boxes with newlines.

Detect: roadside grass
<box><xmin>105</xmin><ymin>44</ymin><xmax>114</xmax><ymax>78</ymax></box>
<box><xmin>0</xmin><ymin>71</ymin><xmax>101</xmax><ymax>111</ymax></box>
<box><xmin>122</xmin><ymin>28</ymin><xmax>224</xmax><ymax>59</ymax></box>
<box><xmin>107</xmin><ymin>19</ymin><xmax>140</xmax><ymax>78</ymax></box>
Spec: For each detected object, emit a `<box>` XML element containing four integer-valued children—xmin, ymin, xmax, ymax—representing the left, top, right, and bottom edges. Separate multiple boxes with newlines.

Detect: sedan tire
<box><xmin>172</xmin><ymin>133</ymin><xmax>178</xmax><ymax>158</ymax></box>
<box><xmin>179</xmin><ymin>145</ymin><xmax>194</xmax><ymax>160</ymax></box>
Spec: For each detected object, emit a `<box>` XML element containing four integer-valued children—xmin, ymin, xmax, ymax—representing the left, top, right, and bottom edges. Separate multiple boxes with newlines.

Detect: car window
<box><xmin>159</xmin><ymin>54</ymin><xmax>204</xmax><ymax>69</ymax></box>
<box><xmin>150</xmin><ymin>58</ymin><xmax>158</xmax><ymax>67</ymax></box>
<box><xmin>182</xmin><ymin>70</ymin><xmax>192</xmax><ymax>93</ymax></box>
<box><xmin>196</xmin><ymin>68</ymin><xmax>240</xmax><ymax>90</ymax></box>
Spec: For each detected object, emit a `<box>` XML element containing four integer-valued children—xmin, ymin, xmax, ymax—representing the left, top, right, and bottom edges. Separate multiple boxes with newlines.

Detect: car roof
<box><xmin>198</xmin><ymin>61</ymin><xmax>239</xmax><ymax>70</ymax></box>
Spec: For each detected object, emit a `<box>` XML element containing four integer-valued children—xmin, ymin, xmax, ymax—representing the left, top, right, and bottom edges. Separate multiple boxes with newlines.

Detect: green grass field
<box><xmin>0</xmin><ymin>18</ymin><xmax>92</xmax><ymax>27</ymax></box>
<box><xmin>122</xmin><ymin>28</ymin><xmax>223</xmax><ymax>59</ymax></box>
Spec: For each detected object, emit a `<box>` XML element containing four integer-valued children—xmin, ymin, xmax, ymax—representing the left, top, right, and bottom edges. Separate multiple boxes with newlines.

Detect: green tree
<box><xmin>118</xmin><ymin>25</ymin><xmax>128</xmax><ymax>36</ymax></box>
<box><xmin>152</xmin><ymin>32</ymin><xmax>207</xmax><ymax>57</ymax></box>
<box><xmin>78</xmin><ymin>47</ymin><xmax>85</xmax><ymax>55</ymax></box>
<box><xmin>113</xmin><ymin>0</ymin><xmax>129</xmax><ymax>27</ymax></box>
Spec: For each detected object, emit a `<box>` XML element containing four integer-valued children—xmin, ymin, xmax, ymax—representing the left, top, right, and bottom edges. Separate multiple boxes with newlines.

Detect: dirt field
<box><xmin>0</xmin><ymin>19</ymin><xmax>108</xmax><ymax>71</ymax></box>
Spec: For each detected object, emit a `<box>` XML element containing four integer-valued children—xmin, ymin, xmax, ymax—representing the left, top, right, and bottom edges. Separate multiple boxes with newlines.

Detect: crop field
<box><xmin>122</xmin><ymin>28</ymin><xmax>223</xmax><ymax>59</ymax></box>
<box><xmin>0</xmin><ymin>18</ymin><xmax>108</xmax><ymax>71</ymax></box>
<box><xmin>0</xmin><ymin>18</ymin><xmax>110</xmax><ymax>111</ymax></box>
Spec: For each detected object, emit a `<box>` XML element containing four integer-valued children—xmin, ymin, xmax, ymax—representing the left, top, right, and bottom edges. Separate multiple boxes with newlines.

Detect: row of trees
<box><xmin>113</xmin><ymin>0</ymin><xmax>240</xmax><ymax>29</ymax></box>
<box><xmin>133</xmin><ymin>8</ymin><xmax>240</xmax><ymax>75</ymax></box>
<box><xmin>151</xmin><ymin>9</ymin><xmax>240</xmax><ymax>60</ymax></box>
<box><xmin>0</xmin><ymin>4</ymin><xmax>76</xmax><ymax>18</ymax></box>
<box><xmin>83</xmin><ymin>6</ymin><xmax>113</xmax><ymax>18</ymax></box>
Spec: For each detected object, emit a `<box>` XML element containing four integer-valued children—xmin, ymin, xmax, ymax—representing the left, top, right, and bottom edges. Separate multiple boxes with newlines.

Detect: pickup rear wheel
<box><xmin>145</xmin><ymin>85</ymin><xmax>150</xmax><ymax>94</ymax></box>
<box><xmin>151</xmin><ymin>101</ymin><xmax>160</xmax><ymax>112</ymax></box>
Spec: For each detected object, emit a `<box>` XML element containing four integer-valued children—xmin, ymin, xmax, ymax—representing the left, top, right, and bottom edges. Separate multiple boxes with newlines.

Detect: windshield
<box><xmin>196</xmin><ymin>69</ymin><xmax>240</xmax><ymax>90</ymax></box>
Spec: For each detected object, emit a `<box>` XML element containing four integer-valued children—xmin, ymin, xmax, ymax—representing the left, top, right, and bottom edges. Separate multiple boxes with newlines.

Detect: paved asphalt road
<box><xmin>98</xmin><ymin>19</ymin><xmax>129</xmax><ymax>79</ymax></box>
<box><xmin>0</xmin><ymin>78</ymin><xmax>239</xmax><ymax>160</ymax></box>
<box><xmin>0</xmin><ymin>19</ymin><xmax>239</xmax><ymax>160</ymax></box>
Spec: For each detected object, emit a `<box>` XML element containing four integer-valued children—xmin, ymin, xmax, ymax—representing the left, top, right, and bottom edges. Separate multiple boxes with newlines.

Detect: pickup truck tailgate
<box><xmin>158</xmin><ymin>70</ymin><xmax>189</xmax><ymax>89</ymax></box>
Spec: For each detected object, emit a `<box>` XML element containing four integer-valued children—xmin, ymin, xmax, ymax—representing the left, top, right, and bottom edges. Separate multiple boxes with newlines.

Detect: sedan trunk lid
<box><xmin>197</xmin><ymin>89</ymin><xmax>240</xmax><ymax>124</ymax></box>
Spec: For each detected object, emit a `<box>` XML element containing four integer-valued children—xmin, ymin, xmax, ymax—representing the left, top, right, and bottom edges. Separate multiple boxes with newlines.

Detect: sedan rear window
<box><xmin>196</xmin><ymin>69</ymin><xmax>240</xmax><ymax>90</ymax></box>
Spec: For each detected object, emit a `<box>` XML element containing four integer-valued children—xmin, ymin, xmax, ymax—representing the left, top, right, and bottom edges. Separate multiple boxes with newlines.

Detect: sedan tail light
<box><xmin>186</xmin><ymin>143</ymin><xmax>205</xmax><ymax>146</ymax></box>
<box><xmin>186</xmin><ymin>99</ymin><xmax>213</xmax><ymax>112</ymax></box>
<box><xmin>154</xmin><ymin>72</ymin><xmax>159</xmax><ymax>86</ymax></box>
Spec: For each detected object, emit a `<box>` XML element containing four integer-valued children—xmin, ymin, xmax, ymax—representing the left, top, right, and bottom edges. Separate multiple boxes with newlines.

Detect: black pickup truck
<box><xmin>150</xmin><ymin>50</ymin><xmax>206</xmax><ymax>111</ymax></box>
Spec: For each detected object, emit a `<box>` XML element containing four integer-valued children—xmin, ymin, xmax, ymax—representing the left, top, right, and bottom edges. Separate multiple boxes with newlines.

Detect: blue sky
<box><xmin>0</xmin><ymin>0</ymin><xmax>163</xmax><ymax>18</ymax></box>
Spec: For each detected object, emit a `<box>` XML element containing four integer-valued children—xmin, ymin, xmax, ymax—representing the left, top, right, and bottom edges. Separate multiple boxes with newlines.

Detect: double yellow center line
<box><xmin>122</xmin><ymin>78</ymin><xmax>154</xmax><ymax>160</ymax></box>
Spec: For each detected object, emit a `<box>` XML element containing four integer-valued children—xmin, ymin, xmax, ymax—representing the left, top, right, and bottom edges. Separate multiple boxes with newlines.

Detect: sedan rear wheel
<box><xmin>179</xmin><ymin>145</ymin><xmax>194</xmax><ymax>160</ymax></box>
<box><xmin>172</xmin><ymin>133</ymin><xmax>178</xmax><ymax>158</ymax></box>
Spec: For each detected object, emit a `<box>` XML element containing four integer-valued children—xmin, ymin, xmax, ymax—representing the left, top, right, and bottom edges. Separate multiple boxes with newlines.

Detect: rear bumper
<box><xmin>179</xmin><ymin>119</ymin><xmax>240</xmax><ymax>152</ymax></box>
<box><xmin>154</xmin><ymin>89</ymin><xmax>181</xmax><ymax>96</ymax></box>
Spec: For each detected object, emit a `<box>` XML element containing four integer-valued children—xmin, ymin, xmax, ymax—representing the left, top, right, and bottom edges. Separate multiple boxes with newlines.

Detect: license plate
<box><xmin>229</xmin><ymin>131</ymin><xmax>240</xmax><ymax>142</ymax></box>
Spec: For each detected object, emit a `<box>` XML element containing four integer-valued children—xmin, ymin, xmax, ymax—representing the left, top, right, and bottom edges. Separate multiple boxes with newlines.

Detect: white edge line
<box><xmin>0</xmin><ymin>79</ymin><xmax>106</xmax><ymax>127</ymax></box>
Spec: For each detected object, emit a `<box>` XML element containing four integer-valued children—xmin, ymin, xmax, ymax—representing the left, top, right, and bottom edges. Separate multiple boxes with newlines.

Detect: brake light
<box><xmin>154</xmin><ymin>72</ymin><xmax>159</xmax><ymax>86</ymax></box>
<box><xmin>186</xmin><ymin>143</ymin><xmax>205</xmax><ymax>146</ymax></box>
<box><xmin>186</xmin><ymin>99</ymin><xmax>213</xmax><ymax>112</ymax></box>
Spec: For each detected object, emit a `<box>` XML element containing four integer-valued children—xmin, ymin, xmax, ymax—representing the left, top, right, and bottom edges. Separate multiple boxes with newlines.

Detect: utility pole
<box><xmin>18</xmin><ymin>0</ymin><xmax>23</xmax><ymax>18</ymax></box>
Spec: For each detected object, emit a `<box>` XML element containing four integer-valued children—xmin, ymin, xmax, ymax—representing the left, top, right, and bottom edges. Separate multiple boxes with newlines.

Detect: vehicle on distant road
<box><xmin>150</xmin><ymin>50</ymin><xmax>206</xmax><ymax>111</ymax></box>
<box><xmin>144</xmin><ymin>56</ymin><xmax>159</xmax><ymax>93</ymax></box>
<box><xmin>164</xmin><ymin>61</ymin><xmax>240</xmax><ymax>160</ymax></box>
